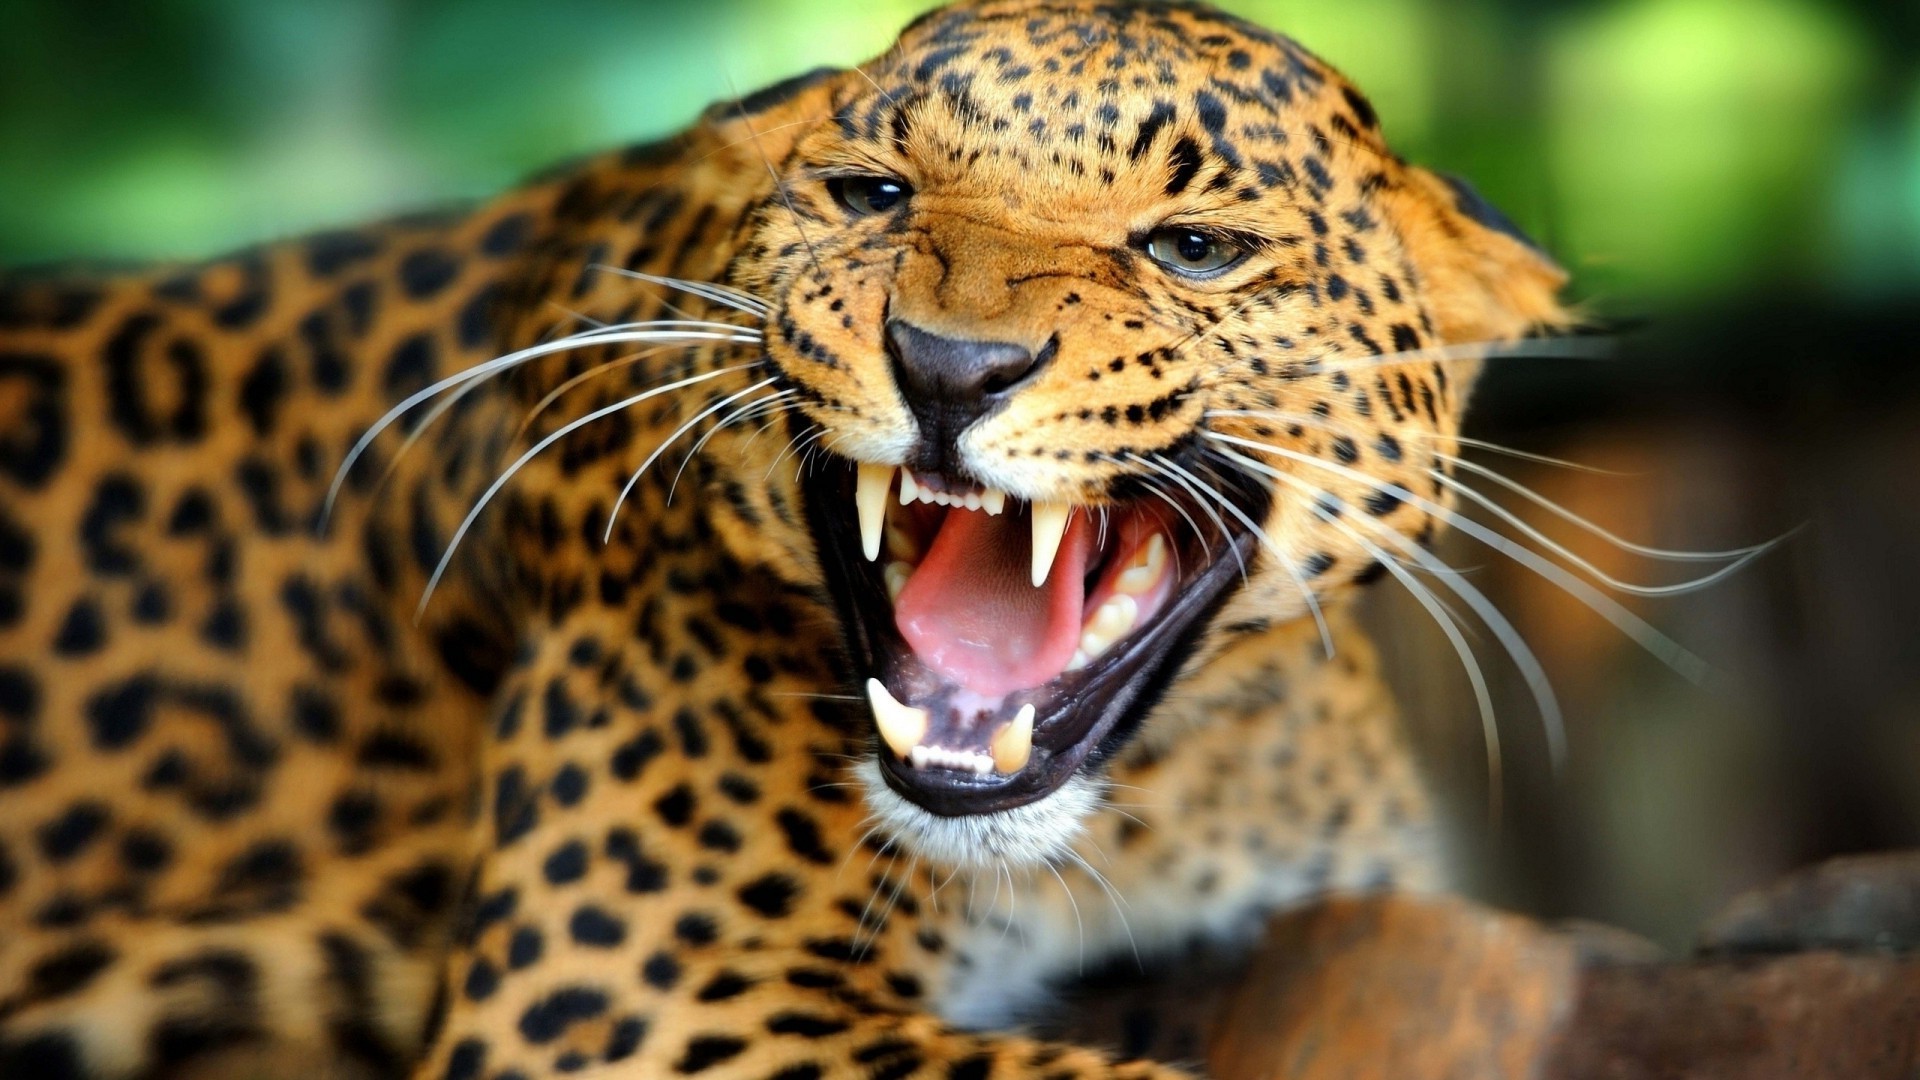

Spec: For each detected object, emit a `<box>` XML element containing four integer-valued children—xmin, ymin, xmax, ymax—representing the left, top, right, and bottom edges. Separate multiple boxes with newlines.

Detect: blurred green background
<box><xmin>4</xmin><ymin>0</ymin><xmax>1916</xmax><ymax>308</ymax></box>
<box><xmin>3</xmin><ymin>0</ymin><xmax>1917</xmax><ymax>949</ymax></box>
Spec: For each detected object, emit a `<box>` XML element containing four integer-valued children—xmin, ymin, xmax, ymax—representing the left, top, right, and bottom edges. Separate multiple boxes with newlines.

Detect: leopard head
<box><xmin>695</xmin><ymin>0</ymin><xmax>1569</xmax><ymax>866</ymax></box>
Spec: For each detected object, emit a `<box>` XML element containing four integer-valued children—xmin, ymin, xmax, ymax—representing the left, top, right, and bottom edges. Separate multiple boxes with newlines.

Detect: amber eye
<box><xmin>829</xmin><ymin>176</ymin><xmax>913</xmax><ymax>216</ymax></box>
<box><xmin>1144</xmin><ymin>227</ymin><xmax>1245</xmax><ymax>276</ymax></box>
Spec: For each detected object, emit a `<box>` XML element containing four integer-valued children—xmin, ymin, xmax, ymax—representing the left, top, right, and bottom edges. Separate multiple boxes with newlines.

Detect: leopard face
<box><xmin>696</xmin><ymin>0</ymin><xmax>1569</xmax><ymax>867</ymax></box>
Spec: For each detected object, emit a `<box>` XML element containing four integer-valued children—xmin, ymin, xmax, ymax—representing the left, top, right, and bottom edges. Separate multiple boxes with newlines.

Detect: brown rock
<box><xmin>1698</xmin><ymin>850</ymin><xmax>1920</xmax><ymax>956</ymax></box>
<box><xmin>1544</xmin><ymin>951</ymin><xmax>1920</xmax><ymax>1079</ymax></box>
<box><xmin>1208</xmin><ymin>894</ymin><xmax>1579</xmax><ymax>1080</ymax></box>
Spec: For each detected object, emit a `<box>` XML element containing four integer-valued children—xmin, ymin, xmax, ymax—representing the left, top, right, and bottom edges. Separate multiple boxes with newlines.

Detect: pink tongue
<box><xmin>896</xmin><ymin>507</ymin><xmax>1090</xmax><ymax>697</ymax></box>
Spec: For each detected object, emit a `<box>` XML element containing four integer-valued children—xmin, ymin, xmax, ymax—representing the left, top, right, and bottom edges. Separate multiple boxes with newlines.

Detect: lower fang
<box><xmin>866</xmin><ymin>679</ymin><xmax>928</xmax><ymax>759</ymax></box>
<box><xmin>884</xmin><ymin>561</ymin><xmax>911</xmax><ymax>601</ymax></box>
<box><xmin>992</xmin><ymin>704</ymin><xmax>1036</xmax><ymax>774</ymax></box>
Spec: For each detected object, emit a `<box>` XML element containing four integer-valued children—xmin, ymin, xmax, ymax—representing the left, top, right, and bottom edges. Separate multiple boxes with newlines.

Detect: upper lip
<box><xmin>802</xmin><ymin>451</ymin><xmax>1267</xmax><ymax>816</ymax></box>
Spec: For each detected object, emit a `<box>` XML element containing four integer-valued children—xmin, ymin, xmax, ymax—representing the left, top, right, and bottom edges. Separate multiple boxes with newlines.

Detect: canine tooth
<box><xmin>884</xmin><ymin>561</ymin><xmax>912</xmax><ymax>602</ymax></box>
<box><xmin>898</xmin><ymin>470</ymin><xmax>919</xmax><ymax>506</ymax></box>
<box><xmin>856</xmin><ymin>464</ymin><xmax>894</xmax><ymax>561</ymax></box>
<box><xmin>1078</xmin><ymin>594</ymin><xmax>1139</xmax><ymax>661</ymax></box>
<box><xmin>1115</xmin><ymin>534</ymin><xmax>1168</xmax><ymax>595</ymax></box>
<box><xmin>1029</xmin><ymin>503</ymin><xmax>1071</xmax><ymax>587</ymax></box>
<box><xmin>992</xmin><ymin>704</ymin><xmax>1036</xmax><ymax>774</ymax></box>
<box><xmin>866</xmin><ymin>679</ymin><xmax>929</xmax><ymax>760</ymax></box>
<box><xmin>982</xmin><ymin>489</ymin><xmax>1007</xmax><ymax>516</ymax></box>
<box><xmin>1066</xmin><ymin>649</ymin><xmax>1090</xmax><ymax>671</ymax></box>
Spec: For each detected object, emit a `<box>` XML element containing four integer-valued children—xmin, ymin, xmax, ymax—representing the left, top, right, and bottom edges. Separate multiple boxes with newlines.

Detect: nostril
<box><xmin>978</xmin><ymin>351</ymin><xmax>1036</xmax><ymax>397</ymax></box>
<box><xmin>979</xmin><ymin>370</ymin><xmax>1021</xmax><ymax>396</ymax></box>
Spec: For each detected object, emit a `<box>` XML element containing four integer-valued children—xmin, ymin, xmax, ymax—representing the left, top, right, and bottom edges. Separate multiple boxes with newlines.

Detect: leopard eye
<box><xmin>1144</xmin><ymin>227</ymin><xmax>1245</xmax><ymax>276</ymax></box>
<box><xmin>829</xmin><ymin>176</ymin><xmax>913</xmax><ymax>217</ymax></box>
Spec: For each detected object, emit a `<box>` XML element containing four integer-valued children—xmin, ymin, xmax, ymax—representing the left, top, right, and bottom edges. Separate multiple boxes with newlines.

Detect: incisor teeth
<box><xmin>908</xmin><ymin>744</ymin><xmax>992</xmax><ymax>774</ymax></box>
<box><xmin>1078</xmin><ymin>593</ymin><xmax>1139</xmax><ymax>662</ymax></box>
<box><xmin>898</xmin><ymin>470</ymin><xmax>919</xmax><ymax>506</ymax></box>
<box><xmin>1030</xmin><ymin>503</ymin><xmax>1071</xmax><ymax>587</ymax></box>
<box><xmin>1066</xmin><ymin>649</ymin><xmax>1091</xmax><ymax>671</ymax></box>
<box><xmin>884</xmin><ymin>561</ymin><xmax>911</xmax><ymax>602</ymax></box>
<box><xmin>981</xmin><ymin>489</ymin><xmax>1007</xmax><ymax>516</ymax></box>
<box><xmin>856</xmin><ymin>464</ymin><xmax>894</xmax><ymax>562</ymax></box>
<box><xmin>992</xmin><ymin>704</ymin><xmax>1036</xmax><ymax>774</ymax></box>
<box><xmin>1115</xmin><ymin>534</ymin><xmax>1168</xmax><ymax>595</ymax></box>
<box><xmin>865</xmin><ymin>679</ymin><xmax>928</xmax><ymax>760</ymax></box>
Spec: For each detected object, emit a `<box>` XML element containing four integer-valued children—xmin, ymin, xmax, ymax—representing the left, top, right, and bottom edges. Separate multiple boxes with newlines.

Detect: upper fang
<box><xmin>1030</xmin><ymin>502</ymin><xmax>1071</xmax><ymax>587</ymax></box>
<box><xmin>856</xmin><ymin>464</ymin><xmax>894</xmax><ymax>561</ymax></box>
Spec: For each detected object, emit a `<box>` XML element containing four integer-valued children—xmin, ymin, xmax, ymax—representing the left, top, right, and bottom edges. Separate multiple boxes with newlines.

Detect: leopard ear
<box><xmin>699</xmin><ymin>65</ymin><xmax>850</xmax><ymax>159</ymax></box>
<box><xmin>1382</xmin><ymin>167</ymin><xmax>1574</xmax><ymax>347</ymax></box>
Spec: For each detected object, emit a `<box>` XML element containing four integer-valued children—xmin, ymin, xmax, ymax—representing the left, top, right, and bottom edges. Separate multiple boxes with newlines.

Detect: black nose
<box><xmin>886</xmin><ymin>321</ymin><xmax>1040</xmax><ymax>470</ymax></box>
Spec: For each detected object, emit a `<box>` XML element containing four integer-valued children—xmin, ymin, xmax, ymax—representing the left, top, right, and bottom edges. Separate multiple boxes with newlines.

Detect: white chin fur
<box><xmin>854</xmin><ymin>757</ymin><xmax>1101</xmax><ymax>869</ymax></box>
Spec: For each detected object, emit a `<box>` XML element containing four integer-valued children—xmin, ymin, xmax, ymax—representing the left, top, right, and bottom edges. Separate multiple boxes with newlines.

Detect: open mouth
<box><xmin>803</xmin><ymin>455</ymin><xmax>1265</xmax><ymax>817</ymax></box>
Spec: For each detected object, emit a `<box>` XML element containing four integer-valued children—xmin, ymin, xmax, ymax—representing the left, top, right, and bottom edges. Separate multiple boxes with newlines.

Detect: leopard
<box><xmin>0</xmin><ymin>1</ymin><xmax>1570</xmax><ymax>1077</ymax></box>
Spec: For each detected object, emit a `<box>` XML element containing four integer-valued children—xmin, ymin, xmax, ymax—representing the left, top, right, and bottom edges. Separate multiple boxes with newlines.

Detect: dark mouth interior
<box><xmin>802</xmin><ymin>453</ymin><xmax>1266</xmax><ymax>816</ymax></box>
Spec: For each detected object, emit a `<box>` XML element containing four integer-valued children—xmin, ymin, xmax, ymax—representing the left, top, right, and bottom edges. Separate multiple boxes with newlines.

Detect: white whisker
<box><xmin>1204</xmin><ymin>432</ymin><xmax>1710</xmax><ymax>686</ymax></box>
<box><xmin>1066</xmin><ymin>846</ymin><xmax>1140</xmax><ymax>971</ymax></box>
<box><xmin>1208</xmin><ymin>448</ymin><xmax>1506</xmax><ymax>814</ymax></box>
<box><xmin>1046</xmin><ymin>861</ymin><xmax>1086</xmax><ymax>974</ymax></box>
<box><xmin>1116</xmin><ymin>466</ymin><xmax>1214</xmax><ymax>565</ymax></box>
<box><xmin>1440</xmin><ymin>453</ymin><xmax>1778</xmax><ymax>563</ymax></box>
<box><xmin>605</xmin><ymin>377</ymin><xmax>780</xmax><ymax>537</ymax></box>
<box><xmin>1204</xmin><ymin>407</ymin><xmax>1774</xmax><ymax>589</ymax></box>
<box><xmin>1433</xmin><ymin>469</ymin><xmax>1776</xmax><ymax>597</ymax></box>
<box><xmin>1447</xmin><ymin>436</ymin><xmax>1627</xmax><ymax>475</ymax></box>
<box><xmin>1142</xmin><ymin>453</ymin><xmax>1335</xmax><ymax>658</ymax></box>
<box><xmin>1276</xmin><ymin>334</ymin><xmax>1615</xmax><ymax>380</ymax></box>
<box><xmin>513</xmin><ymin>345</ymin><xmax>681</xmax><ymax>445</ymax></box>
<box><xmin>1124</xmin><ymin>454</ymin><xmax>1246</xmax><ymax>581</ymax></box>
<box><xmin>323</xmin><ymin>322</ymin><xmax>762</xmax><ymax>530</ymax></box>
<box><xmin>417</xmin><ymin>361</ymin><xmax>760</xmax><ymax>618</ymax></box>
<box><xmin>589</xmin><ymin>265</ymin><xmax>770</xmax><ymax>317</ymax></box>
<box><xmin>1214</xmin><ymin>445</ymin><xmax>1566</xmax><ymax>776</ymax></box>
<box><xmin>670</xmin><ymin>388</ymin><xmax>796</xmax><ymax>503</ymax></box>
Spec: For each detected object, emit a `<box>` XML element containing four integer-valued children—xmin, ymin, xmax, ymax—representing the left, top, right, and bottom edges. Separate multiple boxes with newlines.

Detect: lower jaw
<box><xmin>801</xmin><ymin>459</ymin><xmax>1266</xmax><ymax>818</ymax></box>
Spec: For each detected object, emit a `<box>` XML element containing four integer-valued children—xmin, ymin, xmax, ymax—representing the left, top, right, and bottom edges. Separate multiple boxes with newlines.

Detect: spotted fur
<box><xmin>0</xmin><ymin>2</ymin><xmax>1566</xmax><ymax>1077</ymax></box>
